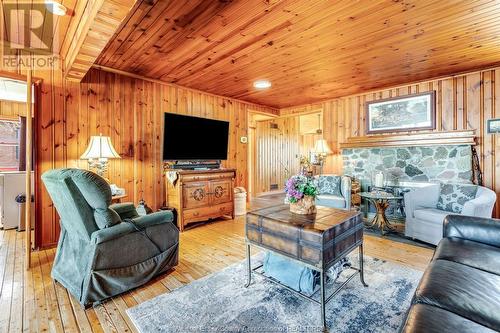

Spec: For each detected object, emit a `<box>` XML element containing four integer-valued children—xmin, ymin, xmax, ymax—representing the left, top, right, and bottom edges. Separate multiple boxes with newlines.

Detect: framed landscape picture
<box><xmin>487</xmin><ymin>118</ymin><xmax>500</xmax><ymax>134</ymax></box>
<box><xmin>365</xmin><ymin>91</ymin><xmax>436</xmax><ymax>134</ymax></box>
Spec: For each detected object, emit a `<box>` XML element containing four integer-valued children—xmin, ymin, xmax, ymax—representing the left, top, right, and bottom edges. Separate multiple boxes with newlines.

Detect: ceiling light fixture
<box><xmin>253</xmin><ymin>80</ymin><xmax>271</xmax><ymax>89</ymax></box>
<box><xmin>45</xmin><ymin>0</ymin><xmax>67</xmax><ymax>16</ymax></box>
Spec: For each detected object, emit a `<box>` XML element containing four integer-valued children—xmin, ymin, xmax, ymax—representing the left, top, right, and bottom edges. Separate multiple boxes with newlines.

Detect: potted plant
<box><xmin>285</xmin><ymin>174</ymin><xmax>318</xmax><ymax>214</ymax></box>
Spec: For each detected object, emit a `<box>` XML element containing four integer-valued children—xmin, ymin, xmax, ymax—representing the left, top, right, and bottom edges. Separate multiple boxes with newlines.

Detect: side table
<box><xmin>111</xmin><ymin>194</ymin><xmax>127</xmax><ymax>203</ymax></box>
<box><xmin>360</xmin><ymin>191</ymin><xmax>403</xmax><ymax>235</ymax></box>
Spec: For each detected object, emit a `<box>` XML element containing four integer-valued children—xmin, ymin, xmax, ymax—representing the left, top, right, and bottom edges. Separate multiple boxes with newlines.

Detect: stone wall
<box><xmin>342</xmin><ymin>145</ymin><xmax>473</xmax><ymax>185</ymax></box>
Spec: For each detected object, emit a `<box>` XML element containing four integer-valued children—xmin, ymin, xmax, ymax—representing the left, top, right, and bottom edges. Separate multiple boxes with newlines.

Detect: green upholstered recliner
<box><xmin>41</xmin><ymin>168</ymin><xmax>179</xmax><ymax>307</ymax></box>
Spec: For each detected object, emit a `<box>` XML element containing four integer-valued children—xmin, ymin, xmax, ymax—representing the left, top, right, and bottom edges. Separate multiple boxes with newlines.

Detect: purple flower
<box><xmin>284</xmin><ymin>174</ymin><xmax>318</xmax><ymax>203</ymax></box>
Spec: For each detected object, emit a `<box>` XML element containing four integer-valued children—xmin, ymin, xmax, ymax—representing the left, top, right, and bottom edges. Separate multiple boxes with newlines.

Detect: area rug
<box><xmin>127</xmin><ymin>254</ymin><xmax>423</xmax><ymax>333</ymax></box>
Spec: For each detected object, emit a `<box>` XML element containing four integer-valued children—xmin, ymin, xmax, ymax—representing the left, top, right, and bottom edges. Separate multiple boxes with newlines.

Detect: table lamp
<box><xmin>313</xmin><ymin>138</ymin><xmax>332</xmax><ymax>174</ymax></box>
<box><xmin>80</xmin><ymin>134</ymin><xmax>120</xmax><ymax>177</ymax></box>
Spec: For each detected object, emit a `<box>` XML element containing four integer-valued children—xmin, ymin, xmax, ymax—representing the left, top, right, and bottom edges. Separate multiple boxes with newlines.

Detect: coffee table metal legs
<box><xmin>244</xmin><ymin>243</ymin><xmax>252</xmax><ymax>288</ymax></box>
<box><xmin>359</xmin><ymin>244</ymin><xmax>368</xmax><ymax>287</ymax></box>
<box><xmin>320</xmin><ymin>270</ymin><xmax>326</xmax><ymax>329</ymax></box>
<box><xmin>244</xmin><ymin>241</ymin><xmax>367</xmax><ymax>331</ymax></box>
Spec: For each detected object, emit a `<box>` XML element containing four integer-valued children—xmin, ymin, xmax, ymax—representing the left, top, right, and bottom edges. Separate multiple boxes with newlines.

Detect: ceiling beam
<box><xmin>63</xmin><ymin>0</ymin><xmax>138</xmax><ymax>82</ymax></box>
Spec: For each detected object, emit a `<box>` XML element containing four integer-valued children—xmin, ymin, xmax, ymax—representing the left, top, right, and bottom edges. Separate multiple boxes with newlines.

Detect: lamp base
<box><xmin>86</xmin><ymin>160</ymin><xmax>110</xmax><ymax>182</ymax></box>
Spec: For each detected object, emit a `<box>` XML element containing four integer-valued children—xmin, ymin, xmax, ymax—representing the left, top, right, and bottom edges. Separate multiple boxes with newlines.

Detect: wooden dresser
<box><xmin>166</xmin><ymin>168</ymin><xmax>236</xmax><ymax>231</ymax></box>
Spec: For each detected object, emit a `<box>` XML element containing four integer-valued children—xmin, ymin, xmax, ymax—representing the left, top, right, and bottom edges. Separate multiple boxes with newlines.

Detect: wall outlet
<box><xmin>240</xmin><ymin>136</ymin><xmax>248</xmax><ymax>143</ymax></box>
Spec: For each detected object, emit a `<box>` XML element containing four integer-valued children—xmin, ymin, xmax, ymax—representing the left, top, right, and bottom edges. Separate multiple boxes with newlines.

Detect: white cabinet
<box><xmin>0</xmin><ymin>171</ymin><xmax>34</xmax><ymax>230</ymax></box>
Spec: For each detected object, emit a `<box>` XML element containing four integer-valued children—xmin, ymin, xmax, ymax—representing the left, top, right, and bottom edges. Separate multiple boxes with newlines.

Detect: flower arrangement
<box><xmin>285</xmin><ymin>174</ymin><xmax>318</xmax><ymax>203</ymax></box>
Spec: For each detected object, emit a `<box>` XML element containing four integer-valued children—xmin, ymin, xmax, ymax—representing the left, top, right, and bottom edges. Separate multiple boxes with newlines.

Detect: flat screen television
<box><xmin>163</xmin><ymin>113</ymin><xmax>229</xmax><ymax>161</ymax></box>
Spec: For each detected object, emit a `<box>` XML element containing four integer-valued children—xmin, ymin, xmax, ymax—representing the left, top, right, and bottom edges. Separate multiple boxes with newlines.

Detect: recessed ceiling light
<box><xmin>253</xmin><ymin>80</ymin><xmax>271</xmax><ymax>89</ymax></box>
<box><xmin>45</xmin><ymin>1</ymin><xmax>67</xmax><ymax>16</ymax></box>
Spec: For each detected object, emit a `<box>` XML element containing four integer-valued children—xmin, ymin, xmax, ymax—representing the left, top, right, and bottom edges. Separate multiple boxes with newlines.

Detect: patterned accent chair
<box><xmin>404</xmin><ymin>182</ymin><xmax>496</xmax><ymax>245</ymax></box>
<box><xmin>314</xmin><ymin>174</ymin><xmax>351</xmax><ymax>210</ymax></box>
<box><xmin>41</xmin><ymin>168</ymin><xmax>179</xmax><ymax>307</ymax></box>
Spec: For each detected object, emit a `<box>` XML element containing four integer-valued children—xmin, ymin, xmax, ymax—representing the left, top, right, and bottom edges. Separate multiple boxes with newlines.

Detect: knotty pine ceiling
<box><xmin>95</xmin><ymin>0</ymin><xmax>500</xmax><ymax>108</ymax></box>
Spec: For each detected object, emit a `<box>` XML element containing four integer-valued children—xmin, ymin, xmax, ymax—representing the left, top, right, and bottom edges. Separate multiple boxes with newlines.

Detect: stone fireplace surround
<box><xmin>340</xmin><ymin>130</ymin><xmax>476</xmax><ymax>222</ymax></box>
<box><xmin>340</xmin><ymin>130</ymin><xmax>476</xmax><ymax>191</ymax></box>
<box><xmin>342</xmin><ymin>145</ymin><xmax>473</xmax><ymax>189</ymax></box>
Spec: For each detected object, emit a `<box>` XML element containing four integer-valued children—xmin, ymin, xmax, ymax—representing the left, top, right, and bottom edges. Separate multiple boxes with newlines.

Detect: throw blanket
<box><xmin>263</xmin><ymin>252</ymin><xmax>350</xmax><ymax>295</ymax></box>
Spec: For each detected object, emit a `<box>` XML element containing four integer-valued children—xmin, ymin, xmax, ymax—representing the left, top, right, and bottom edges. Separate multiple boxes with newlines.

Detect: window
<box><xmin>0</xmin><ymin>79</ymin><xmax>33</xmax><ymax>103</ymax></box>
<box><xmin>0</xmin><ymin>119</ymin><xmax>21</xmax><ymax>171</ymax></box>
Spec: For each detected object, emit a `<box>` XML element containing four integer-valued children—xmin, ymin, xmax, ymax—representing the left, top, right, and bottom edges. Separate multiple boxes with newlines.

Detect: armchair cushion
<box><xmin>110</xmin><ymin>202</ymin><xmax>139</xmax><ymax>220</ymax></box>
<box><xmin>436</xmin><ymin>183</ymin><xmax>478</xmax><ymax>213</ymax></box>
<box><xmin>92</xmin><ymin>221</ymin><xmax>178</xmax><ymax>270</ymax></box>
<box><xmin>413</xmin><ymin>208</ymin><xmax>455</xmax><ymax>224</ymax></box>
<box><xmin>461</xmin><ymin>187</ymin><xmax>497</xmax><ymax>217</ymax></box>
<box><xmin>317</xmin><ymin>175</ymin><xmax>342</xmax><ymax>196</ymax></box>
<box><xmin>91</xmin><ymin>222</ymin><xmax>137</xmax><ymax>244</ymax></box>
<box><xmin>93</xmin><ymin>225</ymin><xmax>168</xmax><ymax>270</ymax></box>
<box><xmin>95</xmin><ymin>207</ymin><xmax>121</xmax><ymax>229</ymax></box>
<box><xmin>63</xmin><ymin>170</ymin><xmax>121</xmax><ymax>229</ymax></box>
<box><xmin>316</xmin><ymin>194</ymin><xmax>346</xmax><ymax>209</ymax></box>
<box><xmin>91</xmin><ymin>211</ymin><xmax>175</xmax><ymax>245</ymax></box>
<box><xmin>127</xmin><ymin>210</ymin><xmax>174</xmax><ymax>229</ymax></box>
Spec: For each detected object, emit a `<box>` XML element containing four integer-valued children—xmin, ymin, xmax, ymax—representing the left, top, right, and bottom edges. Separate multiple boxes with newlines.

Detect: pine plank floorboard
<box><xmin>0</xmin><ymin>198</ymin><xmax>433</xmax><ymax>332</ymax></box>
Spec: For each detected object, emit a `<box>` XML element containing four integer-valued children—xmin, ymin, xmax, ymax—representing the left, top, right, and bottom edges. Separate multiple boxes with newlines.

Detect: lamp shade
<box><xmin>80</xmin><ymin>135</ymin><xmax>120</xmax><ymax>160</ymax></box>
<box><xmin>313</xmin><ymin>139</ymin><xmax>332</xmax><ymax>155</ymax></box>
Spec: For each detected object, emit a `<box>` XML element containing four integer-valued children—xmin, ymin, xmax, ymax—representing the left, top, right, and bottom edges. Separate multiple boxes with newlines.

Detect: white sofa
<box><xmin>404</xmin><ymin>183</ymin><xmax>496</xmax><ymax>245</ymax></box>
<box><xmin>314</xmin><ymin>175</ymin><xmax>351</xmax><ymax>210</ymax></box>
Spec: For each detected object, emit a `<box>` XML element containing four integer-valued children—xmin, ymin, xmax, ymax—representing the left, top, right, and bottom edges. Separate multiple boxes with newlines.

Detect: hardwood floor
<box><xmin>0</xmin><ymin>198</ymin><xmax>433</xmax><ymax>333</ymax></box>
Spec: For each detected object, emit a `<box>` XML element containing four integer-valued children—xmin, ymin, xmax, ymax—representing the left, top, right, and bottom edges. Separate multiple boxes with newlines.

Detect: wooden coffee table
<box><xmin>245</xmin><ymin>204</ymin><xmax>367</xmax><ymax>330</ymax></box>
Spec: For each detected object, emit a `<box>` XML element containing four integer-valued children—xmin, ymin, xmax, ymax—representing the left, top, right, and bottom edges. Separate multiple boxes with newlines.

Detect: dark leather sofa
<box><xmin>400</xmin><ymin>215</ymin><xmax>500</xmax><ymax>333</ymax></box>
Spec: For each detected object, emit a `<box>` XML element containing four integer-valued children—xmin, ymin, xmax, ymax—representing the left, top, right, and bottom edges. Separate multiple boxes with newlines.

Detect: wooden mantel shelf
<box><xmin>339</xmin><ymin>130</ymin><xmax>476</xmax><ymax>149</ymax></box>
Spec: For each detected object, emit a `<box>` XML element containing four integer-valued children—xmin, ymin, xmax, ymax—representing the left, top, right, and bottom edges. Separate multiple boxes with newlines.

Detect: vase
<box><xmin>290</xmin><ymin>195</ymin><xmax>317</xmax><ymax>215</ymax></box>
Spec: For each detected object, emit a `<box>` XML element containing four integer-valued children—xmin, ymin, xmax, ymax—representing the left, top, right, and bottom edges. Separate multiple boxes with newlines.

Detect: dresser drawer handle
<box><xmin>193</xmin><ymin>212</ymin><xmax>199</xmax><ymax>217</ymax></box>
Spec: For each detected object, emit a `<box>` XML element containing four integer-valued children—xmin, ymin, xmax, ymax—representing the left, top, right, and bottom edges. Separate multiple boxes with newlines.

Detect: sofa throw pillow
<box><xmin>436</xmin><ymin>183</ymin><xmax>478</xmax><ymax>213</ymax></box>
<box><xmin>318</xmin><ymin>175</ymin><xmax>342</xmax><ymax>196</ymax></box>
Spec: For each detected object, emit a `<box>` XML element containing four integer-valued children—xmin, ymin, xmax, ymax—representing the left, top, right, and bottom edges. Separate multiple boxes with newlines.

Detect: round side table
<box><xmin>360</xmin><ymin>191</ymin><xmax>403</xmax><ymax>235</ymax></box>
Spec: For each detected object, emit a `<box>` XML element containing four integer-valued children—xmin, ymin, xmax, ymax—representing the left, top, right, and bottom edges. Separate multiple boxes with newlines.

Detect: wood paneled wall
<box><xmin>0</xmin><ymin>100</ymin><xmax>26</xmax><ymax>117</ymax></box>
<box><xmin>1</xmin><ymin>65</ymin><xmax>276</xmax><ymax>248</ymax></box>
<box><xmin>281</xmin><ymin>68</ymin><xmax>500</xmax><ymax>217</ymax></box>
<box><xmin>66</xmin><ymin>68</ymin><xmax>275</xmax><ymax>201</ymax></box>
<box><xmin>3</xmin><ymin>61</ymin><xmax>500</xmax><ymax>245</ymax></box>
<box><xmin>54</xmin><ymin>69</ymin><xmax>275</xmax><ymax>248</ymax></box>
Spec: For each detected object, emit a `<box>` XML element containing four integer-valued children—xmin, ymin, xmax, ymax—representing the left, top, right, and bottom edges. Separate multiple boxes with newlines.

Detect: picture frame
<box><xmin>365</xmin><ymin>91</ymin><xmax>436</xmax><ymax>134</ymax></box>
<box><xmin>487</xmin><ymin>118</ymin><xmax>500</xmax><ymax>134</ymax></box>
